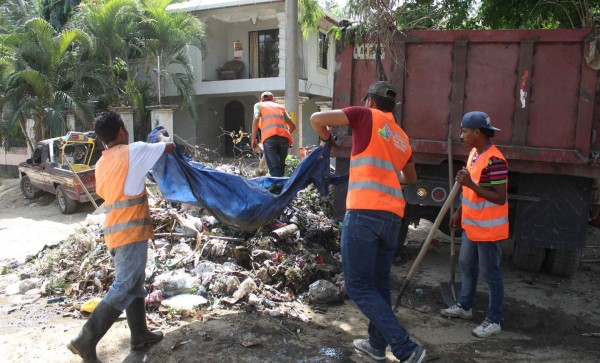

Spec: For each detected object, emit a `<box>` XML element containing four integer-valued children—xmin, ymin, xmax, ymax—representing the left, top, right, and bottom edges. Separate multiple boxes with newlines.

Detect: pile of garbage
<box><xmin>2</xmin><ymin>166</ymin><xmax>346</xmax><ymax>325</ymax></box>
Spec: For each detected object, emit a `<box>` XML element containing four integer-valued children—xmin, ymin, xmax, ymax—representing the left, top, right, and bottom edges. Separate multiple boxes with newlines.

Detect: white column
<box><xmin>194</xmin><ymin>23</ymin><xmax>206</xmax><ymax>86</ymax></box>
<box><xmin>110</xmin><ymin>107</ymin><xmax>135</xmax><ymax>144</ymax></box>
<box><xmin>276</xmin><ymin>12</ymin><xmax>286</xmax><ymax>78</ymax></box>
<box><xmin>296</xmin><ymin>96</ymin><xmax>309</xmax><ymax>153</ymax></box>
<box><xmin>66</xmin><ymin>112</ymin><xmax>76</xmax><ymax>132</ymax></box>
<box><xmin>26</xmin><ymin>118</ymin><xmax>35</xmax><ymax>157</ymax></box>
<box><xmin>149</xmin><ymin>107</ymin><xmax>175</xmax><ymax>136</ymax></box>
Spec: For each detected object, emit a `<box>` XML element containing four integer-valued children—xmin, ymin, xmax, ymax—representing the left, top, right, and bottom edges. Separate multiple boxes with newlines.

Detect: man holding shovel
<box><xmin>440</xmin><ymin>111</ymin><xmax>508</xmax><ymax>338</ymax></box>
<box><xmin>311</xmin><ymin>81</ymin><xmax>426</xmax><ymax>363</ymax></box>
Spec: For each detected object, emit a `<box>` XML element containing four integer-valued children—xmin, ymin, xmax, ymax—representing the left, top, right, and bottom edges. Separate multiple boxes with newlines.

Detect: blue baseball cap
<box><xmin>461</xmin><ymin>111</ymin><xmax>500</xmax><ymax>131</ymax></box>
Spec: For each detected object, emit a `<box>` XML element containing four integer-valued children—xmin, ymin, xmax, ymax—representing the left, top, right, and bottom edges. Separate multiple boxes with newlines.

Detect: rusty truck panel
<box><xmin>333</xmin><ymin>29</ymin><xmax>598</xmax><ymax>277</ymax></box>
<box><xmin>334</xmin><ymin>29</ymin><xmax>598</xmax><ymax>178</ymax></box>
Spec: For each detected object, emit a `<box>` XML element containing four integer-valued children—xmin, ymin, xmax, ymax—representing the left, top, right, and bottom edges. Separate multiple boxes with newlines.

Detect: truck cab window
<box><xmin>32</xmin><ymin>147</ymin><xmax>43</xmax><ymax>164</ymax></box>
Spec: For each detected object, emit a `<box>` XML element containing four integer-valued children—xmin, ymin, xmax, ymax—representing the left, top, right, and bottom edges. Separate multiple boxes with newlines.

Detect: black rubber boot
<box><xmin>67</xmin><ymin>301</ymin><xmax>122</xmax><ymax>363</ymax></box>
<box><xmin>126</xmin><ymin>297</ymin><xmax>163</xmax><ymax>350</ymax></box>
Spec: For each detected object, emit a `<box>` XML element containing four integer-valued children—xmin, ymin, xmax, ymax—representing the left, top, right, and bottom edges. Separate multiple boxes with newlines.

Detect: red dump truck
<box><xmin>332</xmin><ymin>29</ymin><xmax>600</xmax><ymax>277</ymax></box>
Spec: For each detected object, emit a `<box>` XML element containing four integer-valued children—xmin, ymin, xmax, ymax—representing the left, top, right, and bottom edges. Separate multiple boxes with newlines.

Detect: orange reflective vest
<box><xmin>95</xmin><ymin>145</ymin><xmax>154</xmax><ymax>249</ymax></box>
<box><xmin>461</xmin><ymin>145</ymin><xmax>509</xmax><ymax>242</ymax></box>
<box><xmin>258</xmin><ymin>101</ymin><xmax>293</xmax><ymax>144</ymax></box>
<box><xmin>346</xmin><ymin>109</ymin><xmax>412</xmax><ymax>217</ymax></box>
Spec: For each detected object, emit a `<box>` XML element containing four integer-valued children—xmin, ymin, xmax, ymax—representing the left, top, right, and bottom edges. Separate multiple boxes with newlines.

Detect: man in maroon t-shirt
<box><xmin>311</xmin><ymin>81</ymin><xmax>425</xmax><ymax>363</ymax></box>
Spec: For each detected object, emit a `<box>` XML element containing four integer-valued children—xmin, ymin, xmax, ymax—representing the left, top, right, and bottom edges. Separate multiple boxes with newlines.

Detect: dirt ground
<box><xmin>1</xmin><ymin>177</ymin><xmax>600</xmax><ymax>363</ymax></box>
<box><xmin>0</xmin><ymin>177</ymin><xmax>97</xmax><ymax>263</ymax></box>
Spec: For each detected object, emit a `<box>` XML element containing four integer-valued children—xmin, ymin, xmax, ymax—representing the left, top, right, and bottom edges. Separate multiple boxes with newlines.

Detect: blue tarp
<box><xmin>149</xmin><ymin>128</ymin><xmax>344</xmax><ymax>231</ymax></box>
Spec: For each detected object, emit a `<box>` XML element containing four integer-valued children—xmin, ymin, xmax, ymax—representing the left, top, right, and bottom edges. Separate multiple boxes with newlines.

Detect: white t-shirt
<box><xmin>124</xmin><ymin>142</ymin><xmax>166</xmax><ymax>196</ymax></box>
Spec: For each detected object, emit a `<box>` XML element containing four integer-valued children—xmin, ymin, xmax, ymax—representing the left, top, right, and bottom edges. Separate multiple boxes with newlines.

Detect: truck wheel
<box><xmin>512</xmin><ymin>240</ymin><xmax>545</xmax><ymax>272</ymax></box>
<box><xmin>20</xmin><ymin>176</ymin><xmax>43</xmax><ymax>199</ymax></box>
<box><xmin>56</xmin><ymin>186</ymin><xmax>79</xmax><ymax>214</ymax></box>
<box><xmin>543</xmin><ymin>248</ymin><xmax>582</xmax><ymax>278</ymax></box>
<box><xmin>512</xmin><ymin>173</ymin><xmax>591</xmax><ymax>271</ymax></box>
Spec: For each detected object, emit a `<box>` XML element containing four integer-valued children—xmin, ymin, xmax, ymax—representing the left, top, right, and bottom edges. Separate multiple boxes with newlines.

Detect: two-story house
<box><xmin>163</xmin><ymin>0</ymin><xmax>338</xmax><ymax>157</ymax></box>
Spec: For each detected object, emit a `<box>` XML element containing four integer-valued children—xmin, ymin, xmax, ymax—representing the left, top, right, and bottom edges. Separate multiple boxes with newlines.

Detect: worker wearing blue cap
<box><xmin>441</xmin><ymin>111</ymin><xmax>509</xmax><ymax>338</ymax></box>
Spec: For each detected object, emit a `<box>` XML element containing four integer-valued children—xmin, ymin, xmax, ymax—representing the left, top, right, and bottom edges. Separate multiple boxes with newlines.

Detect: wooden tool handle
<box><xmin>405</xmin><ymin>182</ymin><xmax>461</xmax><ymax>281</ymax></box>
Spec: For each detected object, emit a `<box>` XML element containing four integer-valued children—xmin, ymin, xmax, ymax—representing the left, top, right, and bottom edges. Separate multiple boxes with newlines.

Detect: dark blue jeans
<box><xmin>263</xmin><ymin>135</ymin><xmax>289</xmax><ymax>177</ymax></box>
<box><xmin>458</xmin><ymin>234</ymin><xmax>504</xmax><ymax>323</ymax></box>
<box><xmin>342</xmin><ymin>210</ymin><xmax>417</xmax><ymax>359</ymax></box>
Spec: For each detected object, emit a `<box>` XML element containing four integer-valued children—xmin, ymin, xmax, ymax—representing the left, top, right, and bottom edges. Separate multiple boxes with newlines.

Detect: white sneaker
<box><xmin>440</xmin><ymin>303</ymin><xmax>472</xmax><ymax>319</ymax></box>
<box><xmin>472</xmin><ymin>318</ymin><xmax>501</xmax><ymax>338</ymax></box>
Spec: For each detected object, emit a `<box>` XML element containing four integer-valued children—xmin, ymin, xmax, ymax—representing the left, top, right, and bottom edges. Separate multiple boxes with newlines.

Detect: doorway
<box><xmin>224</xmin><ymin>101</ymin><xmax>246</xmax><ymax>157</ymax></box>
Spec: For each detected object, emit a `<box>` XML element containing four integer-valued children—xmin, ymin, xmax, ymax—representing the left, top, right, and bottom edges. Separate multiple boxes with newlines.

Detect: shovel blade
<box><xmin>440</xmin><ymin>281</ymin><xmax>462</xmax><ymax>307</ymax></box>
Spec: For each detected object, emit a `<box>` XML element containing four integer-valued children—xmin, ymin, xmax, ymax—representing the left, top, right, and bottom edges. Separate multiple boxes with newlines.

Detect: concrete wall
<box><xmin>164</xmin><ymin>3</ymin><xmax>334</xmax><ymax>95</ymax></box>
<box><xmin>0</xmin><ymin>165</ymin><xmax>19</xmax><ymax>178</ymax></box>
<box><xmin>195</xmin><ymin>95</ymin><xmax>258</xmax><ymax>154</ymax></box>
<box><xmin>303</xmin><ymin>26</ymin><xmax>334</xmax><ymax>91</ymax></box>
<box><xmin>168</xmin><ymin>94</ymin><xmax>327</xmax><ymax>154</ymax></box>
<box><xmin>202</xmin><ymin>17</ymin><xmax>231</xmax><ymax>82</ymax></box>
<box><xmin>167</xmin><ymin>98</ymin><xmax>198</xmax><ymax>146</ymax></box>
<box><xmin>170</xmin><ymin>95</ymin><xmax>263</xmax><ymax>151</ymax></box>
<box><xmin>0</xmin><ymin>148</ymin><xmax>28</xmax><ymax>178</ymax></box>
<box><xmin>301</xmin><ymin>100</ymin><xmax>320</xmax><ymax>147</ymax></box>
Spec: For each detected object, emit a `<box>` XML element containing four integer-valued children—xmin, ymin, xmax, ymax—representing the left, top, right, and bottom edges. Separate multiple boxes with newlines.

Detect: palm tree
<box><xmin>0</xmin><ymin>0</ymin><xmax>42</xmax><ymax>34</ymax></box>
<box><xmin>71</xmin><ymin>0</ymin><xmax>207</xmax><ymax>138</ymax></box>
<box><xmin>139</xmin><ymin>0</ymin><xmax>206</xmax><ymax>115</ymax></box>
<box><xmin>1</xmin><ymin>18</ymin><xmax>93</xmax><ymax>149</ymax></box>
<box><xmin>70</xmin><ymin>0</ymin><xmax>144</xmax><ymax>109</ymax></box>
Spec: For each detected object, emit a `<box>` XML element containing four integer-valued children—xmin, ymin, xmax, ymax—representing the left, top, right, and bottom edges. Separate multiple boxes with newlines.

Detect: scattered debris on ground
<box><xmin>1</xmin><ymin>155</ymin><xmax>345</xmax><ymax>330</ymax></box>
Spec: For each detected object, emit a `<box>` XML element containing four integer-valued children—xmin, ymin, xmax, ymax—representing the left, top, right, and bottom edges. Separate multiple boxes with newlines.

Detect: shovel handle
<box><xmin>405</xmin><ymin>182</ymin><xmax>461</xmax><ymax>281</ymax></box>
<box><xmin>450</xmin><ymin>229</ymin><xmax>457</xmax><ymax>283</ymax></box>
<box><xmin>394</xmin><ymin>182</ymin><xmax>461</xmax><ymax>310</ymax></box>
<box><xmin>63</xmin><ymin>155</ymin><xmax>99</xmax><ymax>210</ymax></box>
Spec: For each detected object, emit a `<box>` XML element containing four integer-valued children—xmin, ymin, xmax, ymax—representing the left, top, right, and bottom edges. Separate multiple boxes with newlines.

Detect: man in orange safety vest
<box><xmin>441</xmin><ymin>111</ymin><xmax>508</xmax><ymax>339</ymax></box>
<box><xmin>310</xmin><ymin>81</ymin><xmax>426</xmax><ymax>363</ymax></box>
<box><xmin>251</xmin><ymin>91</ymin><xmax>296</xmax><ymax>177</ymax></box>
<box><xmin>68</xmin><ymin>111</ymin><xmax>175</xmax><ymax>361</ymax></box>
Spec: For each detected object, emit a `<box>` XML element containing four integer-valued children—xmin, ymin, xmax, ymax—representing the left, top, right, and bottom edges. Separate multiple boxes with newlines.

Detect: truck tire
<box><xmin>20</xmin><ymin>176</ymin><xmax>43</xmax><ymax>199</ymax></box>
<box><xmin>512</xmin><ymin>174</ymin><xmax>591</xmax><ymax>276</ymax></box>
<box><xmin>512</xmin><ymin>240</ymin><xmax>545</xmax><ymax>272</ymax></box>
<box><xmin>56</xmin><ymin>186</ymin><xmax>79</xmax><ymax>214</ymax></box>
<box><xmin>543</xmin><ymin>248</ymin><xmax>582</xmax><ymax>278</ymax></box>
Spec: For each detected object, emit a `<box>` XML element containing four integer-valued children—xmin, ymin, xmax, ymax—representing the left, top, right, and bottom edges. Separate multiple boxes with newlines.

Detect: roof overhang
<box><xmin>167</xmin><ymin>0</ymin><xmax>282</xmax><ymax>13</ymax></box>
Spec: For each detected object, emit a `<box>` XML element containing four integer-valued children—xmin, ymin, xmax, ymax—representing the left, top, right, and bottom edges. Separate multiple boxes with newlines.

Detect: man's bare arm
<box><xmin>310</xmin><ymin>110</ymin><xmax>349</xmax><ymax>141</ymax></box>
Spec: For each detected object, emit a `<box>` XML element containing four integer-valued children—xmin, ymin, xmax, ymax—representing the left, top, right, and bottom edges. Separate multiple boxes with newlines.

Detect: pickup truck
<box><xmin>18</xmin><ymin>131</ymin><xmax>104</xmax><ymax>214</ymax></box>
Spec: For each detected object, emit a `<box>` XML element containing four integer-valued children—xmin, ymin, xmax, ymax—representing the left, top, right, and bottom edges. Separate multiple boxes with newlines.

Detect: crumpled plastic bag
<box><xmin>161</xmin><ymin>294</ymin><xmax>208</xmax><ymax>311</ymax></box>
<box><xmin>153</xmin><ymin>269</ymin><xmax>199</xmax><ymax>297</ymax></box>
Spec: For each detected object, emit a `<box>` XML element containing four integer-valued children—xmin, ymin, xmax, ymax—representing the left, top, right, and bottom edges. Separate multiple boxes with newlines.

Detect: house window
<box><xmin>249</xmin><ymin>29</ymin><xmax>279</xmax><ymax>78</ymax></box>
<box><xmin>318</xmin><ymin>31</ymin><xmax>328</xmax><ymax>70</ymax></box>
